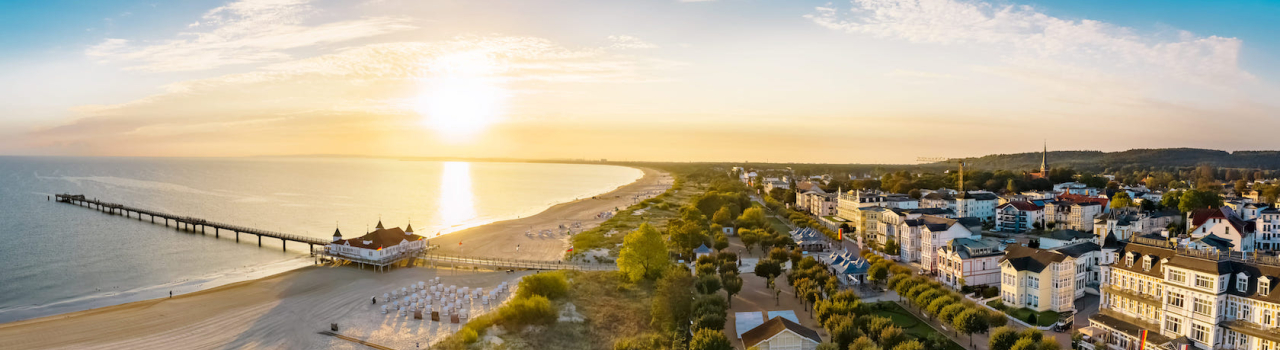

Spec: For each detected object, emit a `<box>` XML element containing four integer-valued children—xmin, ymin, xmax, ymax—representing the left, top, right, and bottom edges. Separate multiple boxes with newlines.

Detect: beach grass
<box><xmin>570</xmin><ymin>176</ymin><xmax>702</xmax><ymax>257</ymax></box>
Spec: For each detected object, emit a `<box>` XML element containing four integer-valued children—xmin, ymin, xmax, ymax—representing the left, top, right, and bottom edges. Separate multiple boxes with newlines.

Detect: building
<box><xmin>741</xmin><ymin>316</ymin><xmax>822</xmax><ymax>350</ymax></box>
<box><xmin>997</xmin><ymin>201</ymin><xmax>1044</xmax><ymax>233</ymax></box>
<box><xmin>1186</xmin><ymin>207</ymin><xmax>1256</xmax><ymax>252</ymax></box>
<box><xmin>999</xmin><ymin>241</ymin><xmax>1102</xmax><ymax>313</ymax></box>
<box><xmin>795</xmin><ymin>185</ymin><xmax>838</xmax><ymax>217</ymax></box>
<box><xmin>1083</xmin><ymin>236</ymin><xmax>1280</xmax><ymax>350</ymax></box>
<box><xmin>936</xmin><ymin>237</ymin><xmax>1006</xmax><ymax>289</ymax></box>
<box><xmin>1041</xmin><ymin>229</ymin><xmax>1096</xmax><ymax>249</ymax></box>
<box><xmin>1257</xmin><ymin>209</ymin><xmax>1280</xmax><ymax>251</ymax></box>
<box><xmin>1046</xmin><ymin>200</ymin><xmax>1105</xmax><ymax>232</ymax></box>
<box><xmin>919</xmin><ymin>215</ymin><xmax>981</xmax><ymax>274</ymax></box>
<box><xmin>1094</xmin><ymin>209</ymin><xmax>1181</xmax><ymax>241</ymax></box>
<box><xmin>324</xmin><ymin>221</ymin><xmax>429</xmax><ymax>271</ymax></box>
<box><xmin>922</xmin><ymin>191</ymin><xmax>998</xmax><ymax>223</ymax></box>
<box><xmin>836</xmin><ymin>190</ymin><xmax>884</xmax><ymax>234</ymax></box>
<box><xmin>694</xmin><ymin>244</ymin><xmax>714</xmax><ymax>260</ymax></box>
<box><xmin>790</xmin><ymin>228</ymin><xmax>828</xmax><ymax>252</ymax></box>
<box><xmin>1029</xmin><ymin>143</ymin><xmax>1050</xmax><ymax>180</ymax></box>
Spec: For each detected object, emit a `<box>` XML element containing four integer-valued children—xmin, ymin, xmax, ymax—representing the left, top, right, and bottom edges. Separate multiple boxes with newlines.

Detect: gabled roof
<box><xmin>375</xmin><ymin>220</ymin><xmax>385</xmax><ymax>230</ymax></box>
<box><xmin>967</xmin><ymin>192</ymin><xmax>999</xmax><ymax>201</ymax></box>
<box><xmin>333</xmin><ymin>227</ymin><xmax>425</xmax><ymax>249</ymax></box>
<box><xmin>999</xmin><ymin>201</ymin><xmax>1043</xmax><ymax>211</ymax></box>
<box><xmin>741</xmin><ymin>316</ymin><xmax>822</xmax><ymax>348</ymax></box>
<box><xmin>333</xmin><ymin>227</ymin><xmax>342</xmax><ymax>237</ymax></box>
<box><xmin>921</xmin><ymin>215</ymin><xmax>959</xmax><ymax>231</ymax></box>
<box><xmin>1048</xmin><ymin>229</ymin><xmax>1093</xmax><ymax>241</ymax></box>
<box><xmin>694</xmin><ymin>244</ymin><xmax>713</xmax><ymax>254</ymax></box>
<box><xmin>1001</xmin><ymin>245</ymin><xmax>1067</xmax><ymax>273</ymax></box>
<box><xmin>1194</xmin><ymin>234</ymin><xmax>1235</xmax><ymax>251</ymax></box>
<box><xmin>1053</xmin><ymin>242</ymin><xmax>1101</xmax><ymax>258</ymax></box>
<box><xmin>404</xmin><ymin>222</ymin><xmax>414</xmax><ymax>233</ymax></box>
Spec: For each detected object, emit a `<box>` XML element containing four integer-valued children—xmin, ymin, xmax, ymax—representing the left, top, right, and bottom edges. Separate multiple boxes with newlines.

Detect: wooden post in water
<box><xmin>282</xmin><ymin>240</ymin><xmax>287</xmax><ymax>252</ymax></box>
<box><xmin>236</xmin><ymin>231</ymin><xmax>240</xmax><ymax>242</ymax></box>
<box><xmin>215</xmin><ymin>227</ymin><xmax>219</xmax><ymax>238</ymax></box>
<box><xmin>258</xmin><ymin>235</ymin><xmax>262</xmax><ymax>247</ymax></box>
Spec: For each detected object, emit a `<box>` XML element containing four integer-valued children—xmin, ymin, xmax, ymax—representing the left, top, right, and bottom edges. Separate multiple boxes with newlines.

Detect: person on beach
<box><xmin>169</xmin><ymin>291</ymin><xmax>172</xmax><ymax>298</ymax></box>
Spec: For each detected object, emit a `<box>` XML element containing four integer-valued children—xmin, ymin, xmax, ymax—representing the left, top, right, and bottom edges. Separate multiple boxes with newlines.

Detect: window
<box><xmin>1165</xmin><ymin>316</ymin><xmax>1182</xmax><ymax>334</ymax></box>
<box><xmin>1170</xmin><ymin>270</ymin><xmax>1186</xmax><ymax>283</ymax></box>
<box><xmin>1168</xmin><ymin>292</ymin><xmax>1185</xmax><ymax>308</ymax></box>
<box><xmin>1028</xmin><ymin>276</ymin><xmax>1039</xmax><ymax>289</ymax></box>
<box><xmin>1264</xmin><ymin>279</ymin><xmax>1272</xmax><ymax>296</ymax></box>
<box><xmin>1242</xmin><ymin>304</ymin><xmax>1252</xmax><ymax>321</ymax></box>
<box><xmin>1194</xmin><ymin>298</ymin><xmax>1212</xmax><ymax>315</ymax></box>
<box><xmin>1240</xmin><ymin>277</ymin><xmax>1250</xmax><ymax>292</ymax></box>
<box><xmin>1192</xmin><ymin>323</ymin><xmax>1209</xmax><ymax>342</ymax></box>
<box><xmin>1196</xmin><ymin>275</ymin><xmax>1214</xmax><ymax>289</ymax></box>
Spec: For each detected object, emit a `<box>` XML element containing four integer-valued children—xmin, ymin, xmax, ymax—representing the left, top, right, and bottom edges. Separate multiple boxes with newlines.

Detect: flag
<box><xmin>838</xmin><ymin>228</ymin><xmax>843</xmax><ymax>241</ymax></box>
<box><xmin>459</xmin><ymin>241</ymin><xmax>462</xmax><ymax>246</ymax></box>
<box><xmin>567</xmin><ymin>247</ymin><xmax>574</xmax><ymax>252</ymax></box>
<box><xmin>1138</xmin><ymin>330</ymin><xmax>1147</xmax><ymax>350</ymax></box>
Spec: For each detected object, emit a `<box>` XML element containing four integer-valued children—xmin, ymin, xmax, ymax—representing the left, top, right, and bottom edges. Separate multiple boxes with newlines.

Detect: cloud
<box><xmin>806</xmin><ymin>0</ymin><xmax>1253</xmax><ymax>87</ymax></box>
<box><xmin>886</xmin><ymin>69</ymin><xmax>956</xmax><ymax>79</ymax></box>
<box><xmin>85</xmin><ymin>0</ymin><xmax>415</xmax><ymax>72</ymax></box>
<box><xmin>607</xmin><ymin>35</ymin><xmax>659</xmax><ymax>50</ymax></box>
<box><xmin>32</xmin><ymin>35</ymin><xmax>677</xmax><ymax>156</ymax></box>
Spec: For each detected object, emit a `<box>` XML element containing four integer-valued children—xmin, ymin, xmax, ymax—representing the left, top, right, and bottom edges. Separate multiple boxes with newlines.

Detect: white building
<box><xmin>741</xmin><ymin>316</ymin><xmax>822</xmax><ymax>350</ymax></box>
<box><xmin>325</xmin><ymin>221</ymin><xmax>429</xmax><ymax>270</ymax></box>
<box><xmin>919</xmin><ymin>215</ymin><xmax>981</xmax><ymax>274</ymax></box>
<box><xmin>999</xmin><ymin>242</ymin><xmax>1101</xmax><ymax>313</ymax></box>
<box><xmin>996</xmin><ymin>201</ymin><xmax>1044</xmax><ymax>233</ymax></box>
<box><xmin>936</xmin><ymin>237</ymin><xmax>1006</xmax><ymax>289</ymax></box>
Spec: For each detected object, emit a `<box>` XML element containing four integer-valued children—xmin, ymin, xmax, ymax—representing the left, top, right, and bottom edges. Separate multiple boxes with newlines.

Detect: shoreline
<box><xmin>0</xmin><ymin>166</ymin><xmax>670</xmax><ymax>349</ymax></box>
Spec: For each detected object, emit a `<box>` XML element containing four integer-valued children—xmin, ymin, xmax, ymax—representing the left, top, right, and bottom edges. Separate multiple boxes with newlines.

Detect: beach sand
<box><xmin>430</xmin><ymin>167</ymin><xmax>672</xmax><ymax>261</ymax></box>
<box><xmin>0</xmin><ymin>166</ymin><xmax>670</xmax><ymax>349</ymax></box>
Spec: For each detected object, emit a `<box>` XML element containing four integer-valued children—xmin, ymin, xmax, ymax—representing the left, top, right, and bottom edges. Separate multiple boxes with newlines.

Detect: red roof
<box><xmin>1057</xmin><ymin>194</ymin><xmax>1108</xmax><ymax>207</ymax></box>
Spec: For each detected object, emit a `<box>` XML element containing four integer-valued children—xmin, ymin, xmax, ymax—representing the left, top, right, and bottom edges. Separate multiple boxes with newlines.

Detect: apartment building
<box><xmin>997</xmin><ymin>201</ymin><xmax>1044</xmax><ymax>233</ymax></box>
<box><xmin>1086</xmin><ymin>236</ymin><xmax>1280</xmax><ymax>350</ymax></box>
<box><xmin>937</xmin><ymin>237</ymin><xmax>1006</xmax><ymax>289</ymax></box>
<box><xmin>919</xmin><ymin>215</ymin><xmax>981</xmax><ymax>274</ymax></box>
<box><xmin>999</xmin><ymin>242</ymin><xmax>1102</xmax><ymax>313</ymax></box>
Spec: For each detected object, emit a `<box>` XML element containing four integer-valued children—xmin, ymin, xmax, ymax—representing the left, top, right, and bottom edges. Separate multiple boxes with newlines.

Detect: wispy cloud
<box><xmin>607</xmin><ymin>35</ymin><xmax>659</xmax><ymax>50</ymax></box>
<box><xmin>886</xmin><ymin>69</ymin><xmax>956</xmax><ymax>79</ymax></box>
<box><xmin>85</xmin><ymin>0</ymin><xmax>415</xmax><ymax>72</ymax></box>
<box><xmin>806</xmin><ymin>0</ymin><xmax>1252</xmax><ymax>87</ymax></box>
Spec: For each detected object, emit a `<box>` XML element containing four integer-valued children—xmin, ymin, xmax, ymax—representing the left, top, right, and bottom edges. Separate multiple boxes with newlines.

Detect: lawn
<box><xmin>987</xmin><ymin>300</ymin><xmax>1059</xmax><ymax>327</ymax></box>
<box><xmin>881</xmin><ymin>302</ymin><xmax>965</xmax><ymax>350</ymax></box>
<box><xmin>769</xmin><ymin>217</ymin><xmax>793</xmax><ymax>234</ymax></box>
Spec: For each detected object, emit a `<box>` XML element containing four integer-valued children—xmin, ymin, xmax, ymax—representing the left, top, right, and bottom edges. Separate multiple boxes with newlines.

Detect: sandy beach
<box><xmin>0</xmin><ymin>165</ymin><xmax>669</xmax><ymax>349</ymax></box>
<box><xmin>430</xmin><ymin>167</ymin><xmax>672</xmax><ymax>261</ymax></box>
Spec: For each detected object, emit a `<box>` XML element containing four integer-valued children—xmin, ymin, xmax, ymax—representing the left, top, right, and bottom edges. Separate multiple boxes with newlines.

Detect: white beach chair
<box><xmin>481</xmin><ymin>295</ymin><xmax>489</xmax><ymax>305</ymax></box>
<box><xmin>381</xmin><ymin>305</ymin><xmax>388</xmax><ymax>314</ymax></box>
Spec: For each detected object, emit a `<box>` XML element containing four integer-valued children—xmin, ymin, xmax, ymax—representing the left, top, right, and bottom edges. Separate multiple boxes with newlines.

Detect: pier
<box><xmin>55</xmin><ymin>194</ymin><xmax>329</xmax><ymax>254</ymax></box>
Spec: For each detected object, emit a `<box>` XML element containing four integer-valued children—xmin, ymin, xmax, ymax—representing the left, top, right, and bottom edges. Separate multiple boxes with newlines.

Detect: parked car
<box><xmin>1002</xmin><ymin>239</ymin><xmax>1017</xmax><ymax>244</ymax></box>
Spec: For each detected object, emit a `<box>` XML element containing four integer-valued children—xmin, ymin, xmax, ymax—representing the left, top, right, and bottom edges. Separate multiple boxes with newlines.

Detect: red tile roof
<box><xmin>1000</xmin><ymin>201</ymin><xmax>1043</xmax><ymax>211</ymax></box>
<box><xmin>335</xmin><ymin>227</ymin><xmax>426</xmax><ymax>249</ymax></box>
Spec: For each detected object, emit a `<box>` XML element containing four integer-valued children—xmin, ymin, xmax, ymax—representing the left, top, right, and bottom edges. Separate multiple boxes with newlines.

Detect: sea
<box><xmin>0</xmin><ymin>156</ymin><xmax>642</xmax><ymax>323</ymax></box>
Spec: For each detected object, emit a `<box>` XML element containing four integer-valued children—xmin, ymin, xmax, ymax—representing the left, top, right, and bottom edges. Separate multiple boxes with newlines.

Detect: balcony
<box><xmin>1096</xmin><ymin>309</ymin><xmax>1159</xmax><ymax>333</ymax></box>
<box><xmin>1222</xmin><ymin>320</ymin><xmax>1280</xmax><ymax>344</ymax></box>
<box><xmin>1100</xmin><ymin>285</ymin><xmax>1162</xmax><ymax>307</ymax></box>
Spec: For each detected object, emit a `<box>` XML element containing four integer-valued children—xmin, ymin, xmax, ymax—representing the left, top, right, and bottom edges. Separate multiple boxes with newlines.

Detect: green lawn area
<box><xmin>769</xmin><ymin>216</ymin><xmax>793</xmax><ymax>234</ymax></box>
<box><xmin>881</xmin><ymin>302</ymin><xmax>965</xmax><ymax>350</ymax></box>
<box><xmin>987</xmin><ymin>300</ymin><xmax>1058</xmax><ymax>327</ymax></box>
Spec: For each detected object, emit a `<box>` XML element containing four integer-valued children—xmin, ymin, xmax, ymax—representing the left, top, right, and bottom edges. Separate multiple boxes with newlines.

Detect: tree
<box><xmin>868</xmin><ymin>264</ymin><xmax>889</xmax><ymax>286</ymax></box>
<box><xmin>689</xmin><ymin>328</ymin><xmax>732</xmax><ymax>350</ymax></box>
<box><xmin>1235</xmin><ymin>179</ymin><xmax>1249</xmax><ymax>196</ymax></box>
<box><xmin>669</xmin><ymin>219</ymin><xmax>709</xmax><ymax>258</ymax></box>
<box><xmin>986</xmin><ymin>309</ymin><xmax>1009</xmax><ymax>328</ymax></box>
<box><xmin>650</xmin><ymin>266</ymin><xmax>694</xmax><ymax>333</ymax></box>
<box><xmin>939</xmin><ymin>304</ymin><xmax>966</xmax><ymax>324</ymax></box>
<box><xmin>692</xmin><ymin>312</ymin><xmax>726</xmax><ymax>331</ymax></box>
<box><xmin>754</xmin><ymin>259</ymin><xmax>782</xmax><ymax>281</ymax></box>
<box><xmin>738</xmin><ymin>207</ymin><xmax>768</xmax><ymax>229</ymax></box>
<box><xmin>953</xmin><ymin>309</ymin><xmax>990</xmax><ymax>346</ymax></box>
<box><xmin>712</xmin><ymin>206</ymin><xmax>734</xmax><ymax>226</ymax></box>
<box><xmin>884</xmin><ymin>239</ymin><xmax>900</xmax><ymax>256</ymax></box>
<box><xmin>769</xmin><ymin>247</ymin><xmax>789</xmax><ymax>261</ymax></box>
<box><xmin>1006</xmin><ymin>179</ymin><xmax>1019</xmax><ymax>194</ymax></box>
<box><xmin>1009</xmin><ymin>338</ymin><xmax>1038</xmax><ymax>350</ymax></box>
<box><xmin>722</xmin><ymin>272</ymin><xmax>743</xmax><ymax>306</ymax></box>
<box><xmin>926</xmin><ymin>297</ymin><xmax>954</xmax><ymax>317</ymax></box>
<box><xmin>498</xmin><ymin>295</ymin><xmax>557</xmax><ymax>328</ymax></box>
<box><xmin>618</xmin><ymin>223</ymin><xmax>671</xmax><ymax>282</ymax></box>
<box><xmin>695</xmin><ymin>274</ymin><xmax>722</xmax><ymax>295</ymax></box>
<box><xmin>848</xmin><ymin>336</ymin><xmax>880</xmax><ymax>350</ymax></box>
<box><xmin>1179</xmin><ymin>189</ymin><xmax>1223</xmax><ymax>213</ymax></box>
<box><xmin>879</xmin><ymin>326</ymin><xmax>907</xmax><ymax>350</ymax></box>
<box><xmin>713</xmin><ymin>232</ymin><xmax>729</xmax><ymax>252</ymax></box>
<box><xmin>989</xmin><ymin>326</ymin><xmax>1019</xmax><ymax>350</ymax></box>
<box><xmin>1110</xmin><ymin>192</ymin><xmax>1134</xmax><ymax>209</ymax></box>
<box><xmin>892</xmin><ymin>340</ymin><xmax>924</xmax><ymax>350</ymax></box>
<box><xmin>740</xmin><ymin>229</ymin><xmax>759</xmax><ymax>253</ymax></box>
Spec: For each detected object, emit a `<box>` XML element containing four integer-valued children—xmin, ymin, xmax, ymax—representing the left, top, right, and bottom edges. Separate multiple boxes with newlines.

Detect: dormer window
<box><xmin>1143</xmin><ymin>256</ymin><xmax>1153</xmax><ymax>271</ymax></box>
<box><xmin>1263</xmin><ymin>278</ymin><xmax>1272</xmax><ymax>297</ymax></box>
<box><xmin>1126</xmin><ymin>252</ymin><xmax>1136</xmax><ymax>267</ymax></box>
<box><xmin>1238</xmin><ymin>273</ymin><xmax>1249</xmax><ymax>292</ymax></box>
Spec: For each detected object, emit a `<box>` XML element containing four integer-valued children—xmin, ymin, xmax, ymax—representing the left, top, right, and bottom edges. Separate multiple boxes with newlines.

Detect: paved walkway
<box><xmin>721</xmin><ymin>233</ymin><xmax>826</xmax><ymax>348</ymax></box>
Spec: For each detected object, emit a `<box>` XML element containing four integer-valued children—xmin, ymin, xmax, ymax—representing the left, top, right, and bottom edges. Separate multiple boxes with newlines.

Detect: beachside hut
<box><xmin>740</xmin><ymin>316</ymin><xmax>822</xmax><ymax>350</ymax></box>
<box><xmin>694</xmin><ymin>244</ymin><xmax>714</xmax><ymax>260</ymax></box>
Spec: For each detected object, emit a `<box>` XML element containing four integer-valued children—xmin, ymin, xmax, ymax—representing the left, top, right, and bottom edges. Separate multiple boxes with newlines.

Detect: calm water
<box><xmin>0</xmin><ymin>157</ymin><xmax>641</xmax><ymax>322</ymax></box>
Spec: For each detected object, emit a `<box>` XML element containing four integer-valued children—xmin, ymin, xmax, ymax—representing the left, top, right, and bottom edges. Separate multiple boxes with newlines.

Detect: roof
<box><xmin>921</xmin><ymin>215</ymin><xmax>959</xmax><ymax>231</ymax></box>
<box><xmin>694</xmin><ymin>244</ymin><xmax>713</xmax><ymax>254</ymax></box>
<box><xmin>1102</xmin><ymin>230</ymin><xmax>1122</xmax><ymax>249</ymax></box>
<box><xmin>375</xmin><ymin>220</ymin><xmax>385</xmax><ymax>230</ymax></box>
<box><xmin>741</xmin><ymin>316</ymin><xmax>822</xmax><ymax>348</ymax></box>
<box><xmin>1194</xmin><ymin>234</ymin><xmax>1235</xmax><ymax>251</ymax></box>
<box><xmin>333</xmin><ymin>227</ymin><xmax>342</xmax><ymax>237</ymax></box>
<box><xmin>1053</xmin><ymin>242</ymin><xmax>1101</xmax><ymax>258</ymax></box>
<box><xmin>1001</xmin><ymin>245</ymin><xmax>1067</xmax><ymax>273</ymax></box>
<box><xmin>999</xmin><ymin>201</ymin><xmax>1043</xmax><ymax>211</ymax></box>
<box><xmin>966</xmin><ymin>192</ymin><xmax>999</xmax><ymax>201</ymax></box>
<box><xmin>941</xmin><ymin>237</ymin><xmax>1006</xmax><ymax>259</ymax></box>
<box><xmin>404</xmin><ymin>222</ymin><xmax>414</xmax><ymax>233</ymax></box>
<box><xmin>333</xmin><ymin>227</ymin><xmax>426</xmax><ymax>249</ymax></box>
<box><xmin>1048</xmin><ymin>229</ymin><xmax>1093</xmax><ymax>241</ymax></box>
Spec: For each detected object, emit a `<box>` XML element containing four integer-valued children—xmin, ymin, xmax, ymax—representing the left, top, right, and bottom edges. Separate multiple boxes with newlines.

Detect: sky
<box><xmin>1</xmin><ymin>0</ymin><xmax>1278</xmax><ymax>164</ymax></box>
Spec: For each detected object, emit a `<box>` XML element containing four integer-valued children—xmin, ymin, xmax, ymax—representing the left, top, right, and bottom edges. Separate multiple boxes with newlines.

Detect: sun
<box><xmin>413</xmin><ymin>52</ymin><xmax>509</xmax><ymax>138</ymax></box>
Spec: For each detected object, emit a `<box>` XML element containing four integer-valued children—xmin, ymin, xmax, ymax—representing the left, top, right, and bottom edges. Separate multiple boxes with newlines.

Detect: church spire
<box><xmin>1040</xmin><ymin>141</ymin><xmax>1048</xmax><ymax>173</ymax></box>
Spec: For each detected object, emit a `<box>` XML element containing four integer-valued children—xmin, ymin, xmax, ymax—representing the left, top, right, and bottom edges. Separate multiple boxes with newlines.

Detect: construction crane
<box><xmin>917</xmin><ymin>157</ymin><xmax>967</xmax><ymax>194</ymax></box>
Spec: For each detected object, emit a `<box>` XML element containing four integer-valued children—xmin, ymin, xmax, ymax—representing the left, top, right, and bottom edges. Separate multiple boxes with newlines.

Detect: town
<box><xmin>729</xmin><ymin>147</ymin><xmax>1280</xmax><ymax>350</ymax></box>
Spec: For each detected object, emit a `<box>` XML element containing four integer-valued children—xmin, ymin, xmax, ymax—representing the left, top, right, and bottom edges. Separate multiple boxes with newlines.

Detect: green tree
<box><xmin>498</xmin><ymin>295</ymin><xmax>557</xmax><ymax>328</ymax></box>
<box><xmin>884</xmin><ymin>239</ymin><xmax>901</xmax><ymax>256</ymax></box>
<box><xmin>879</xmin><ymin>326</ymin><xmax>907</xmax><ymax>350</ymax></box>
<box><xmin>989</xmin><ymin>326</ymin><xmax>1019</xmax><ymax>350</ymax></box>
<box><xmin>848</xmin><ymin>336</ymin><xmax>880</xmax><ymax>350</ymax></box>
<box><xmin>1009</xmin><ymin>338</ymin><xmax>1038</xmax><ymax>350</ymax></box>
<box><xmin>938</xmin><ymin>304</ymin><xmax>966</xmax><ymax>324</ymax></box>
<box><xmin>695</xmin><ymin>274</ymin><xmax>722</xmax><ymax>295</ymax></box>
<box><xmin>650</xmin><ymin>266</ymin><xmax>694</xmax><ymax>333</ymax></box>
<box><xmin>740</xmin><ymin>229</ymin><xmax>759</xmax><ymax>253</ymax></box>
<box><xmin>1179</xmin><ymin>189</ymin><xmax>1223</xmax><ymax>213</ymax></box>
<box><xmin>1110</xmin><ymin>192</ymin><xmax>1134</xmax><ymax>209</ymax></box>
<box><xmin>669</xmin><ymin>219</ymin><xmax>709</xmax><ymax>258</ymax></box>
<box><xmin>738</xmin><ymin>207</ymin><xmax>768</xmax><ymax>229</ymax></box>
<box><xmin>769</xmin><ymin>247</ymin><xmax>789</xmax><ymax>261</ymax></box>
<box><xmin>722</xmin><ymin>272</ymin><xmax>743</xmax><ymax>306</ymax></box>
<box><xmin>689</xmin><ymin>328</ymin><xmax>732</xmax><ymax>350</ymax></box>
<box><xmin>1006</xmin><ymin>179</ymin><xmax>1019</xmax><ymax>193</ymax></box>
<box><xmin>618</xmin><ymin>223</ymin><xmax>671</xmax><ymax>282</ymax></box>
<box><xmin>953</xmin><ymin>308</ymin><xmax>990</xmax><ymax>346</ymax></box>
<box><xmin>713</xmin><ymin>232</ymin><xmax>729</xmax><ymax>252</ymax></box>
<box><xmin>986</xmin><ymin>309</ymin><xmax>1009</xmax><ymax>328</ymax></box>
<box><xmin>892</xmin><ymin>340</ymin><xmax>924</xmax><ymax>350</ymax></box>
<box><xmin>712</xmin><ymin>206</ymin><xmax>734</xmax><ymax>226</ymax></box>
<box><xmin>868</xmin><ymin>264</ymin><xmax>889</xmax><ymax>286</ymax></box>
<box><xmin>926</xmin><ymin>296</ymin><xmax>954</xmax><ymax>317</ymax></box>
<box><xmin>754</xmin><ymin>259</ymin><xmax>782</xmax><ymax>281</ymax></box>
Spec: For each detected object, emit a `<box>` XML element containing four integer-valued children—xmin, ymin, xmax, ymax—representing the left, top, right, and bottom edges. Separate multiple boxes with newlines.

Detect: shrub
<box><xmin>613</xmin><ymin>333</ymin><xmax>666</xmax><ymax>350</ymax></box>
<box><xmin>498</xmin><ymin>295</ymin><xmax>557</xmax><ymax>329</ymax></box>
<box><xmin>457</xmin><ymin>327</ymin><xmax>479</xmax><ymax>344</ymax></box>
<box><xmin>518</xmin><ymin>272</ymin><xmax>570</xmax><ymax>300</ymax></box>
<box><xmin>689</xmin><ymin>328</ymin><xmax>733</xmax><ymax>350</ymax></box>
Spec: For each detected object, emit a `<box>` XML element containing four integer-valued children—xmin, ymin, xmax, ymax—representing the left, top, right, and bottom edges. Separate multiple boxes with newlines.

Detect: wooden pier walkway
<box><xmin>55</xmin><ymin>193</ymin><xmax>330</xmax><ymax>253</ymax></box>
<box><xmin>416</xmin><ymin>253</ymin><xmax>618</xmax><ymax>271</ymax></box>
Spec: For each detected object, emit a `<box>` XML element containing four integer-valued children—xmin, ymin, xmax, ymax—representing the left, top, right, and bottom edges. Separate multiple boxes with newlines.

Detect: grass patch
<box><xmin>882</xmin><ymin>302</ymin><xmax>965</xmax><ymax>350</ymax></box>
<box><xmin>768</xmin><ymin>217</ymin><xmax>792</xmax><ymax>234</ymax></box>
<box><xmin>569</xmin><ymin>177</ymin><xmax>703</xmax><ymax>257</ymax></box>
<box><xmin>987</xmin><ymin>301</ymin><xmax>1058</xmax><ymax>327</ymax></box>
